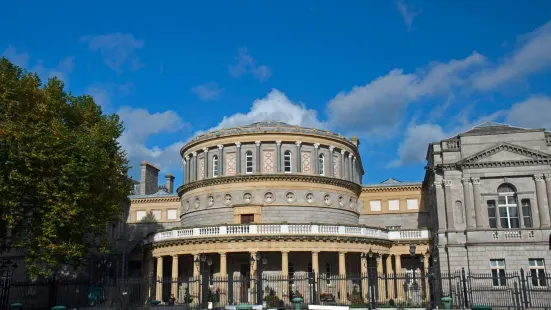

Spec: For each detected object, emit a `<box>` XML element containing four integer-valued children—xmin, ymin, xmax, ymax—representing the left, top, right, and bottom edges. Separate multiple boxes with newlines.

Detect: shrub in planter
<box><xmin>319</xmin><ymin>293</ymin><xmax>335</xmax><ymax>302</ymax></box>
<box><xmin>264</xmin><ymin>289</ymin><xmax>282</xmax><ymax>308</ymax></box>
<box><xmin>348</xmin><ymin>286</ymin><xmax>368</xmax><ymax>309</ymax></box>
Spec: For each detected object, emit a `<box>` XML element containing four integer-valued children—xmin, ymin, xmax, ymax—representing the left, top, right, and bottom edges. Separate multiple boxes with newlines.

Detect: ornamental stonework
<box><xmin>263</xmin><ymin>150</ymin><xmax>275</xmax><ymax>173</ymax></box>
<box><xmin>333</xmin><ymin>155</ymin><xmax>340</xmax><ymax>178</ymax></box>
<box><xmin>199</xmin><ymin>157</ymin><xmax>205</xmax><ymax>180</ymax></box>
<box><xmin>226</xmin><ymin>153</ymin><xmax>236</xmax><ymax>176</ymax></box>
<box><xmin>302</xmin><ymin>152</ymin><xmax>312</xmax><ymax>173</ymax></box>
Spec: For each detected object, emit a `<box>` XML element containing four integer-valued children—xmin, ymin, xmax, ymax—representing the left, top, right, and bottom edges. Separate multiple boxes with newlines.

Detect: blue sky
<box><xmin>2</xmin><ymin>0</ymin><xmax>551</xmax><ymax>187</ymax></box>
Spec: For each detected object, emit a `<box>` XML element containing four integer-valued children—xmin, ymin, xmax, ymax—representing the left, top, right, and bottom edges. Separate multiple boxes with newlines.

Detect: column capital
<box><xmin>471</xmin><ymin>177</ymin><xmax>480</xmax><ymax>185</ymax></box>
<box><xmin>172</xmin><ymin>254</ymin><xmax>179</xmax><ymax>259</ymax></box>
<box><xmin>443</xmin><ymin>179</ymin><xmax>452</xmax><ymax>187</ymax></box>
<box><xmin>192</xmin><ymin>151</ymin><xmax>197</xmax><ymax>157</ymax></box>
<box><xmin>461</xmin><ymin>177</ymin><xmax>471</xmax><ymax>184</ymax></box>
<box><xmin>185</xmin><ymin>154</ymin><xmax>190</xmax><ymax>160</ymax></box>
<box><xmin>433</xmin><ymin>181</ymin><xmax>442</xmax><ymax>188</ymax></box>
<box><xmin>217</xmin><ymin>144</ymin><xmax>224</xmax><ymax>150</ymax></box>
<box><xmin>255</xmin><ymin>141</ymin><xmax>261</xmax><ymax>146</ymax></box>
<box><xmin>534</xmin><ymin>174</ymin><xmax>545</xmax><ymax>182</ymax></box>
<box><xmin>329</xmin><ymin>146</ymin><xmax>335</xmax><ymax>151</ymax></box>
<box><xmin>219</xmin><ymin>252</ymin><xmax>227</xmax><ymax>256</ymax></box>
<box><xmin>202</xmin><ymin>147</ymin><xmax>209</xmax><ymax>152</ymax></box>
<box><xmin>338</xmin><ymin>251</ymin><xmax>347</xmax><ymax>255</ymax></box>
<box><xmin>313</xmin><ymin>143</ymin><xmax>320</xmax><ymax>149</ymax></box>
<box><xmin>281</xmin><ymin>251</ymin><xmax>289</xmax><ymax>255</ymax></box>
<box><xmin>545</xmin><ymin>174</ymin><xmax>551</xmax><ymax>181</ymax></box>
<box><xmin>235</xmin><ymin>142</ymin><xmax>241</xmax><ymax>147</ymax></box>
<box><xmin>348</xmin><ymin>153</ymin><xmax>353</xmax><ymax>159</ymax></box>
<box><xmin>182</xmin><ymin>158</ymin><xmax>186</xmax><ymax>164</ymax></box>
<box><xmin>295</xmin><ymin>141</ymin><xmax>302</xmax><ymax>146</ymax></box>
<box><xmin>276</xmin><ymin>141</ymin><xmax>282</xmax><ymax>146</ymax></box>
<box><xmin>340</xmin><ymin>149</ymin><xmax>346</xmax><ymax>155</ymax></box>
<box><xmin>311</xmin><ymin>251</ymin><xmax>319</xmax><ymax>255</ymax></box>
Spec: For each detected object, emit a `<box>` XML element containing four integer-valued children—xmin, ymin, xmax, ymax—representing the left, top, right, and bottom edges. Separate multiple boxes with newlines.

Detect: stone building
<box><xmin>423</xmin><ymin>122</ymin><xmax>551</xmax><ymax>275</ymax></box>
<box><xmin>136</xmin><ymin>121</ymin><xmax>430</xmax><ymax>303</ymax></box>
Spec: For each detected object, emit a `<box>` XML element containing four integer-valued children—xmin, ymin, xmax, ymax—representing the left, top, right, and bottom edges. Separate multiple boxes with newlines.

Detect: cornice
<box><xmin>130</xmin><ymin>196</ymin><xmax>180</xmax><ymax>204</ymax></box>
<box><xmin>177</xmin><ymin>174</ymin><xmax>362</xmax><ymax>197</ymax></box>
<box><xmin>459</xmin><ymin>142</ymin><xmax>551</xmax><ymax>164</ymax></box>
<box><xmin>437</xmin><ymin>159</ymin><xmax>551</xmax><ymax>171</ymax></box>
<box><xmin>361</xmin><ymin>185</ymin><xmax>422</xmax><ymax>193</ymax></box>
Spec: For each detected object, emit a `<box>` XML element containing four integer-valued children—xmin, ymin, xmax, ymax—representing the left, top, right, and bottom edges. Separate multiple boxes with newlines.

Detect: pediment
<box><xmin>459</xmin><ymin>142</ymin><xmax>551</xmax><ymax>165</ymax></box>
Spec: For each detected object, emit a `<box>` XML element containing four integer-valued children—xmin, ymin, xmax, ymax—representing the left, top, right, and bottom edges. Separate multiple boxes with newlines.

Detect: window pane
<box><xmin>524</xmin><ymin>216</ymin><xmax>533</xmax><ymax>228</ymax></box>
<box><xmin>509</xmin><ymin>206</ymin><xmax>519</xmax><ymax>217</ymax></box>
<box><xmin>489</xmin><ymin>218</ymin><xmax>497</xmax><ymax>229</ymax></box>
<box><xmin>500</xmin><ymin>218</ymin><xmax>510</xmax><ymax>228</ymax></box>
<box><xmin>167</xmin><ymin>209</ymin><xmax>178</xmax><ymax>220</ymax></box>
<box><xmin>487</xmin><ymin>207</ymin><xmax>496</xmax><ymax>218</ymax></box>
<box><xmin>508</xmin><ymin>195</ymin><xmax>517</xmax><ymax>204</ymax></box>
<box><xmin>499</xmin><ymin>207</ymin><xmax>508</xmax><ymax>217</ymax></box>
<box><xmin>152</xmin><ymin>210</ymin><xmax>161</xmax><ymax>220</ymax></box>
<box><xmin>510</xmin><ymin>218</ymin><xmax>520</xmax><ymax>229</ymax></box>
<box><xmin>498</xmin><ymin>196</ymin><xmax>506</xmax><ymax>205</ymax></box>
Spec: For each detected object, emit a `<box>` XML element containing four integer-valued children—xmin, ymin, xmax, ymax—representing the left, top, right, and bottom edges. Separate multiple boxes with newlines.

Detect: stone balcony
<box><xmin>145</xmin><ymin>223</ymin><xmax>431</xmax><ymax>244</ymax></box>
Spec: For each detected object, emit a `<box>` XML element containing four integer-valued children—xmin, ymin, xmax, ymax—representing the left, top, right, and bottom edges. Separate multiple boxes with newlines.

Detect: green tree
<box><xmin>0</xmin><ymin>57</ymin><xmax>131</xmax><ymax>278</ymax></box>
<box><xmin>139</xmin><ymin>211</ymin><xmax>158</xmax><ymax>223</ymax></box>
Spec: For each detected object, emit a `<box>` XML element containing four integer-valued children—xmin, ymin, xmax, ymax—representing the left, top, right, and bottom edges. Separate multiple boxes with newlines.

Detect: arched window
<box><xmin>284</xmin><ymin>150</ymin><xmax>292</xmax><ymax>173</ymax></box>
<box><xmin>497</xmin><ymin>184</ymin><xmax>520</xmax><ymax>228</ymax></box>
<box><xmin>245</xmin><ymin>151</ymin><xmax>253</xmax><ymax>174</ymax></box>
<box><xmin>318</xmin><ymin>154</ymin><xmax>325</xmax><ymax>176</ymax></box>
<box><xmin>212</xmin><ymin>155</ymin><xmax>219</xmax><ymax>177</ymax></box>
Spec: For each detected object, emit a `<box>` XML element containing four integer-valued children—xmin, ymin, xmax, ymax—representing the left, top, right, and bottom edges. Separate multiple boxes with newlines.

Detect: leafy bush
<box><xmin>263</xmin><ymin>288</ymin><xmax>281</xmax><ymax>308</ymax></box>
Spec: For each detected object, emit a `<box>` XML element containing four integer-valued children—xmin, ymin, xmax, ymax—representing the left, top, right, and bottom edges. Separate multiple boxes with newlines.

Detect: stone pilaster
<box><xmin>348</xmin><ymin>154</ymin><xmax>353</xmax><ymax>181</ymax></box>
<box><xmin>435</xmin><ymin>181</ymin><xmax>447</xmax><ymax>232</ymax></box>
<box><xmin>340</xmin><ymin>150</ymin><xmax>345</xmax><ymax>180</ymax></box>
<box><xmin>191</xmin><ymin>151</ymin><xmax>197</xmax><ymax>181</ymax></box>
<box><xmin>203</xmin><ymin>148</ymin><xmax>209</xmax><ymax>179</ymax></box>
<box><xmin>313</xmin><ymin>143</ymin><xmax>320</xmax><ymax>175</ymax></box>
<box><xmin>295</xmin><ymin>141</ymin><xmax>302</xmax><ymax>172</ymax></box>
<box><xmin>462</xmin><ymin>177</ymin><xmax>476</xmax><ymax>229</ymax></box>
<box><xmin>535</xmin><ymin>175</ymin><xmax>550</xmax><ymax>228</ymax></box>
<box><xmin>185</xmin><ymin>155</ymin><xmax>190</xmax><ymax>183</ymax></box>
<box><xmin>182</xmin><ymin>158</ymin><xmax>187</xmax><ymax>184</ymax></box>
<box><xmin>217</xmin><ymin>145</ymin><xmax>224</xmax><ymax>176</ymax></box>
<box><xmin>276</xmin><ymin>141</ymin><xmax>282</xmax><ymax>173</ymax></box>
<box><xmin>443</xmin><ymin>179</ymin><xmax>454</xmax><ymax>229</ymax></box>
<box><xmin>329</xmin><ymin>146</ymin><xmax>335</xmax><ymax>177</ymax></box>
<box><xmin>281</xmin><ymin>251</ymin><xmax>289</xmax><ymax>276</ymax></box>
<box><xmin>471</xmin><ymin>177</ymin><xmax>484</xmax><ymax>228</ymax></box>
<box><xmin>255</xmin><ymin>141</ymin><xmax>261</xmax><ymax>173</ymax></box>
<box><xmin>235</xmin><ymin>143</ymin><xmax>241</xmax><ymax>174</ymax></box>
<box><xmin>545</xmin><ymin>174</ymin><xmax>551</xmax><ymax>225</ymax></box>
<box><xmin>311</xmin><ymin>251</ymin><xmax>319</xmax><ymax>280</ymax></box>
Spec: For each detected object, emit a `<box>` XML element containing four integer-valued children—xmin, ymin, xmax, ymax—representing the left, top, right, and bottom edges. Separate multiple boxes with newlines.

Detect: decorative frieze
<box><xmin>263</xmin><ymin>150</ymin><xmax>275</xmax><ymax>173</ymax></box>
<box><xmin>225</xmin><ymin>153</ymin><xmax>236</xmax><ymax>176</ymax></box>
<box><xmin>302</xmin><ymin>152</ymin><xmax>312</xmax><ymax>173</ymax></box>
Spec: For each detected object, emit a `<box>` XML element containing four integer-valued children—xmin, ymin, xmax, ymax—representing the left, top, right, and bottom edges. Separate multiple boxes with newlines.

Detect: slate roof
<box><xmin>454</xmin><ymin>122</ymin><xmax>544</xmax><ymax>137</ymax></box>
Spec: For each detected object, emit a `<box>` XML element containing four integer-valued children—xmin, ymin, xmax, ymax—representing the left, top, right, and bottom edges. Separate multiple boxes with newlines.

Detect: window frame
<box><xmin>487</xmin><ymin>200</ymin><xmax>497</xmax><ymax>228</ymax></box>
<box><xmin>497</xmin><ymin>185</ymin><xmax>520</xmax><ymax>229</ymax></box>
<box><xmin>318</xmin><ymin>154</ymin><xmax>325</xmax><ymax>176</ymax></box>
<box><xmin>136</xmin><ymin>210</ymin><xmax>147</xmax><ymax>221</ymax></box>
<box><xmin>240</xmin><ymin>214</ymin><xmax>255</xmax><ymax>224</ymax></box>
<box><xmin>245</xmin><ymin>151</ymin><xmax>253</xmax><ymax>174</ymax></box>
<box><xmin>284</xmin><ymin>150</ymin><xmax>292</xmax><ymax>173</ymax></box>
<box><xmin>167</xmin><ymin>209</ymin><xmax>178</xmax><ymax>220</ymax></box>
<box><xmin>151</xmin><ymin>210</ymin><xmax>162</xmax><ymax>221</ymax></box>
<box><xmin>212</xmin><ymin>155</ymin><xmax>219</xmax><ymax>177</ymax></box>
<box><xmin>521</xmin><ymin>199</ymin><xmax>533</xmax><ymax>228</ymax></box>
<box><xmin>529</xmin><ymin>259</ymin><xmax>546</xmax><ymax>287</ymax></box>
<box><xmin>490</xmin><ymin>259</ymin><xmax>507</xmax><ymax>287</ymax></box>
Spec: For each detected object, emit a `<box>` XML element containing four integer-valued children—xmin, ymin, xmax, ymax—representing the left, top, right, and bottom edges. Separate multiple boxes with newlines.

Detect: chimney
<box><xmin>140</xmin><ymin>161</ymin><xmax>160</xmax><ymax>195</ymax></box>
<box><xmin>350</xmin><ymin>136</ymin><xmax>360</xmax><ymax>147</ymax></box>
<box><xmin>165</xmin><ymin>174</ymin><xmax>175</xmax><ymax>194</ymax></box>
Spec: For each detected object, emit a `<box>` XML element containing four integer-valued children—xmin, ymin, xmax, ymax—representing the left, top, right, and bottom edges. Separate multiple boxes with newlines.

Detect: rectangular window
<box><xmin>529</xmin><ymin>259</ymin><xmax>546</xmax><ymax>287</ymax></box>
<box><xmin>406</xmin><ymin>199</ymin><xmax>418</xmax><ymax>210</ymax></box>
<box><xmin>151</xmin><ymin>210</ymin><xmax>162</xmax><ymax>221</ymax></box>
<box><xmin>246</xmin><ymin>151</ymin><xmax>253</xmax><ymax>174</ymax></box>
<box><xmin>136</xmin><ymin>211</ymin><xmax>147</xmax><ymax>221</ymax></box>
<box><xmin>487</xmin><ymin>200</ymin><xmax>497</xmax><ymax>228</ymax></box>
<box><xmin>370</xmin><ymin>200</ymin><xmax>381</xmax><ymax>211</ymax></box>
<box><xmin>240</xmin><ymin>214</ymin><xmax>254</xmax><ymax>224</ymax></box>
<box><xmin>167</xmin><ymin>209</ymin><xmax>178</xmax><ymax>220</ymax></box>
<box><xmin>522</xmin><ymin>199</ymin><xmax>533</xmax><ymax>228</ymax></box>
<box><xmin>490</xmin><ymin>259</ymin><xmax>506</xmax><ymax>286</ymax></box>
<box><xmin>388</xmin><ymin>199</ymin><xmax>400</xmax><ymax>211</ymax></box>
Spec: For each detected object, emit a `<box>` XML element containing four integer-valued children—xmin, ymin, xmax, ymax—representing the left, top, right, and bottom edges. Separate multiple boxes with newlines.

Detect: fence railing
<box><xmin>2</xmin><ymin>269</ymin><xmax>551</xmax><ymax>309</ymax></box>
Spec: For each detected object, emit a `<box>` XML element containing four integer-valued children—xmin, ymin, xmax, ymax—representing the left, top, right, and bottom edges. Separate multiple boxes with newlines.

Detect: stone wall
<box><xmin>359</xmin><ymin>212</ymin><xmax>429</xmax><ymax>229</ymax></box>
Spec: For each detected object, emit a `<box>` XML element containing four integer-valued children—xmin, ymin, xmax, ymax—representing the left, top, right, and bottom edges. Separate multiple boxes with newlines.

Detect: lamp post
<box><xmin>250</xmin><ymin>253</ymin><xmax>268</xmax><ymax>305</ymax></box>
<box><xmin>361</xmin><ymin>249</ymin><xmax>375</xmax><ymax>310</ymax></box>
<box><xmin>194</xmin><ymin>254</ymin><xmax>214</xmax><ymax>306</ymax></box>
<box><xmin>0</xmin><ymin>260</ymin><xmax>18</xmax><ymax>310</ymax></box>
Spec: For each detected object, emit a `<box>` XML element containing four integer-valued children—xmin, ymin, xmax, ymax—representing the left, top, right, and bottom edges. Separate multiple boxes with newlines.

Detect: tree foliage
<box><xmin>0</xmin><ymin>57</ymin><xmax>131</xmax><ymax>278</ymax></box>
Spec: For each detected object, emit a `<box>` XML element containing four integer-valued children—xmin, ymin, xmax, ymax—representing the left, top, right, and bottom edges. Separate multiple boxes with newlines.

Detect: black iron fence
<box><xmin>2</xmin><ymin>269</ymin><xmax>551</xmax><ymax>309</ymax></box>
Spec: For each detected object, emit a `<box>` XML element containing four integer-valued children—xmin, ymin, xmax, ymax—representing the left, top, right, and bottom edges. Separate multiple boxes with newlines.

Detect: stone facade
<box><xmin>424</xmin><ymin>122</ymin><xmax>551</xmax><ymax>274</ymax></box>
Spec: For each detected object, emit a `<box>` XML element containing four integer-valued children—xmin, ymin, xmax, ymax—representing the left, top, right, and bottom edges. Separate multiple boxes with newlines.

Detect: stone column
<box><xmin>281</xmin><ymin>251</ymin><xmax>289</xmax><ymax>276</ymax></box>
<box><xmin>156</xmin><ymin>256</ymin><xmax>163</xmax><ymax>301</ymax></box>
<box><xmin>340</xmin><ymin>150</ymin><xmax>346</xmax><ymax>180</ymax></box>
<box><xmin>250</xmin><ymin>251</ymin><xmax>256</xmax><ymax>302</ymax></box>
<box><xmin>276</xmin><ymin>141</ymin><xmax>282</xmax><ymax>172</ymax></box>
<box><xmin>295</xmin><ymin>141</ymin><xmax>302</xmax><ymax>172</ymax></box>
<box><xmin>172</xmin><ymin>255</ymin><xmax>179</xmax><ymax>298</ymax></box>
<box><xmin>186</xmin><ymin>155</ymin><xmax>191</xmax><ymax>183</ymax></box>
<box><xmin>434</xmin><ymin>181</ymin><xmax>447</xmax><ymax>232</ymax></box>
<box><xmin>217</xmin><ymin>145</ymin><xmax>224</xmax><ymax>176</ymax></box>
<box><xmin>255</xmin><ymin>141</ymin><xmax>261</xmax><ymax>173</ymax></box>
<box><xmin>376</xmin><ymin>255</ymin><xmax>384</xmax><ymax>301</ymax></box>
<box><xmin>360</xmin><ymin>254</ymin><xmax>368</xmax><ymax>301</ymax></box>
<box><xmin>193</xmin><ymin>254</ymin><xmax>200</xmax><ymax>300</ymax></box>
<box><xmin>348</xmin><ymin>154</ymin><xmax>353</xmax><ymax>181</ymax></box>
<box><xmin>329</xmin><ymin>146</ymin><xmax>335</xmax><ymax>177</ymax></box>
<box><xmin>147</xmin><ymin>258</ymin><xmax>155</xmax><ymax>299</ymax></box>
<box><xmin>203</xmin><ymin>148</ymin><xmax>209</xmax><ymax>179</ymax></box>
<box><xmin>235</xmin><ymin>142</ymin><xmax>241</xmax><ymax>174</ymax></box>
<box><xmin>535</xmin><ymin>175</ymin><xmax>550</xmax><ymax>228</ymax></box>
<box><xmin>385</xmin><ymin>255</ymin><xmax>394</xmax><ymax>300</ymax></box>
<box><xmin>353</xmin><ymin>157</ymin><xmax>357</xmax><ymax>183</ymax></box>
<box><xmin>220</xmin><ymin>252</ymin><xmax>228</xmax><ymax>303</ymax></box>
<box><xmin>182</xmin><ymin>158</ymin><xmax>187</xmax><ymax>184</ymax></box>
<box><xmin>395</xmin><ymin>255</ymin><xmax>403</xmax><ymax>299</ymax></box>
<box><xmin>338</xmin><ymin>252</ymin><xmax>347</xmax><ymax>303</ymax></box>
<box><xmin>471</xmin><ymin>177</ymin><xmax>484</xmax><ymax>228</ymax></box>
<box><xmin>443</xmin><ymin>180</ymin><xmax>454</xmax><ymax>229</ymax></box>
<box><xmin>462</xmin><ymin>177</ymin><xmax>476</xmax><ymax>229</ymax></box>
<box><xmin>545</xmin><ymin>174</ymin><xmax>551</xmax><ymax>224</ymax></box>
<box><xmin>192</xmin><ymin>151</ymin><xmax>198</xmax><ymax>181</ymax></box>
<box><xmin>313</xmin><ymin>143</ymin><xmax>320</xmax><ymax>175</ymax></box>
<box><xmin>312</xmin><ymin>251</ymin><xmax>319</xmax><ymax>281</ymax></box>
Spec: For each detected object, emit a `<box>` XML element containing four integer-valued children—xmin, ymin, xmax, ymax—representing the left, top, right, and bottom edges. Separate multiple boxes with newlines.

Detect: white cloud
<box><xmin>200</xmin><ymin>89</ymin><xmax>324</xmax><ymax>134</ymax></box>
<box><xmin>228</xmin><ymin>48</ymin><xmax>272</xmax><ymax>81</ymax></box>
<box><xmin>327</xmin><ymin>52</ymin><xmax>485</xmax><ymax>136</ymax></box>
<box><xmin>192</xmin><ymin>82</ymin><xmax>224</xmax><ymax>101</ymax></box>
<box><xmin>118</xmin><ymin>107</ymin><xmax>189</xmax><ymax>175</ymax></box>
<box><xmin>505</xmin><ymin>95</ymin><xmax>551</xmax><ymax>130</ymax></box>
<box><xmin>81</xmin><ymin>33</ymin><xmax>144</xmax><ymax>74</ymax></box>
<box><xmin>389</xmin><ymin>124</ymin><xmax>447</xmax><ymax>167</ymax></box>
<box><xmin>472</xmin><ymin>20</ymin><xmax>551</xmax><ymax>90</ymax></box>
<box><xmin>396</xmin><ymin>0</ymin><xmax>420</xmax><ymax>31</ymax></box>
<box><xmin>1</xmin><ymin>45</ymin><xmax>29</xmax><ymax>68</ymax></box>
